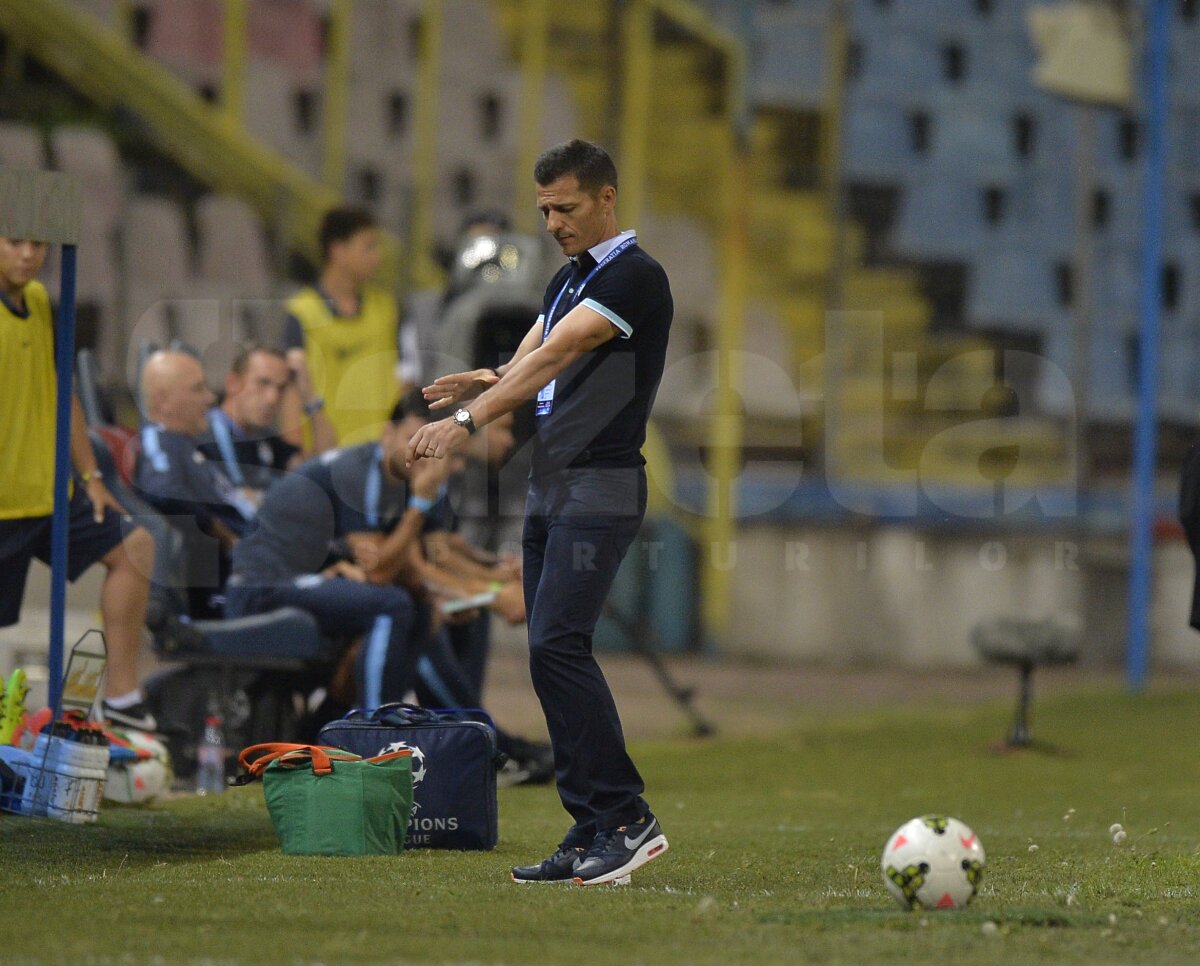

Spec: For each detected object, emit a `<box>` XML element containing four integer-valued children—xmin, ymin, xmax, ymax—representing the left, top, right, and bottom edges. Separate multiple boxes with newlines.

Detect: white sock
<box><xmin>105</xmin><ymin>689</ymin><xmax>144</xmax><ymax>709</ymax></box>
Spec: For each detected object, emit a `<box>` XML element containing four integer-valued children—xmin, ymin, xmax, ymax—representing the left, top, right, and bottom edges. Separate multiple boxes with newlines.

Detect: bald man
<box><xmin>135</xmin><ymin>351</ymin><xmax>253</xmax><ymax>617</ymax></box>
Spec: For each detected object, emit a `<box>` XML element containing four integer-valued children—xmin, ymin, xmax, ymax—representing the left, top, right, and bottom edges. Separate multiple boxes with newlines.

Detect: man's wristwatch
<box><xmin>452</xmin><ymin>408</ymin><xmax>477</xmax><ymax>435</ymax></box>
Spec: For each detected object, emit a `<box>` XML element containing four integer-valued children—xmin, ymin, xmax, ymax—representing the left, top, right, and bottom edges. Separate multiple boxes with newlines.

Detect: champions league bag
<box><xmin>318</xmin><ymin>703</ymin><xmax>500</xmax><ymax>851</ymax></box>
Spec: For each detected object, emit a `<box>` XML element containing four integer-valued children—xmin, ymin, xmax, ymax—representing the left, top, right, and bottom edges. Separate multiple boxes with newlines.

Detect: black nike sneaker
<box><xmin>511</xmin><ymin>846</ymin><xmax>586</xmax><ymax>884</ymax></box>
<box><xmin>101</xmin><ymin>700</ymin><xmax>159</xmax><ymax>734</ymax></box>
<box><xmin>573</xmin><ymin>813</ymin><xmax>669</xmax><ymax>887</ymax></box>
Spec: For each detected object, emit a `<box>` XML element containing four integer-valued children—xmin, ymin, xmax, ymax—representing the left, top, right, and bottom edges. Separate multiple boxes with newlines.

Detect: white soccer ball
<box><xmin>104</xmin><ymin>729</ymin><xmax>172</xmax><ymax>804</ymax></box>
<box><xmin>881</xmin><ymin>815</ymin><xmax>986</xmax><ymax>911</ymax></box>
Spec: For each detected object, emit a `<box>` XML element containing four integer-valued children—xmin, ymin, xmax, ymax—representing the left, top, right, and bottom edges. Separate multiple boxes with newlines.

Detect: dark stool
<box><xmin>971</xmin><ymin>617</ymin><xmax>1079</xmax><ymax>748</ymax></box>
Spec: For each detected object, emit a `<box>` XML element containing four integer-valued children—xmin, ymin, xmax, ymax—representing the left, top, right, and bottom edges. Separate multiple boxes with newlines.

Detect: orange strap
<box><xmin>238</xmin><ymin>743</ymin><xmax>412</xmax><ymax>778</ymax></box>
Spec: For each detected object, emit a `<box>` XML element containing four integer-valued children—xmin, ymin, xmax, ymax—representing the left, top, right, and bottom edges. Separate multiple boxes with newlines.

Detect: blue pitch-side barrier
<box><xmin>48</xmin><ymin>244</ymin><xmax>79</xmax><ymax>716</ymax></box>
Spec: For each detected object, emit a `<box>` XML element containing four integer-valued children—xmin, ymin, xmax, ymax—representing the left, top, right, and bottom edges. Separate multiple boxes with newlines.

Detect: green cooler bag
<box><xmin>237</xmin><ymin>743</ymin><xmax>413</xmax><ymax>856</ymax></box>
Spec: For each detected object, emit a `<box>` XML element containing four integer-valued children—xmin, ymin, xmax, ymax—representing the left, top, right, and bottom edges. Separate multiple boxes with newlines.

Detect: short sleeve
<box><xmin>283</xmin><ymin>314</ymin><xmax>305</xmax><ymax>351</ymax></box>
<box><xmin>577</xmin><ymin>258</ymin><xmax>665</xmax><ymax>341</ymax></box>
<box><xmin>135</xmin><ymin>431</ymin><xmax>249</xmax><ymax>537</ymax></box>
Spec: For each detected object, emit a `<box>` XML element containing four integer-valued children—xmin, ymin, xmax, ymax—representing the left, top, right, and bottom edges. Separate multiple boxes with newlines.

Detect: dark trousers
<box><xmin>416</xmin><ymin>613</ymin><xmax>491</xmax><ymax>709</ymax></box>
<box><xmin>523</xmin><ymin>466</ymin><xmax>648</xmax><ymax>846</ymax></box>
<box><xmin>225</xmin><ymin>575</ymin><xmax>426</xmax><ymax>708</ymax></box>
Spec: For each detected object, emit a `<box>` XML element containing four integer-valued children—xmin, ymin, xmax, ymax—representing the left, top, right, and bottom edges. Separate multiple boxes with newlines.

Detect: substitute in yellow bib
<box><xmin>284</xmin><ymin>208</ymin><xmax>400</xmax><ymax>448</ymax></box>
<box><xmin>0</xmin><ymin>237</ymin><xmax>158</xmax><ymax>730</ymax></box>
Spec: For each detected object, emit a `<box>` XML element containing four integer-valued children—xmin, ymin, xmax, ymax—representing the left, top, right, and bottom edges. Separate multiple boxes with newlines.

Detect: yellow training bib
<box><xmin>286</xmin><ymin>285</ymin><xmax>399</xmax><ymax>446</ymax></box>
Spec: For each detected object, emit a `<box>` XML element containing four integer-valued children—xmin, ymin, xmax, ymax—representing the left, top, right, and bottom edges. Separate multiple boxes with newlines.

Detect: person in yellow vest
<box><xmin>0</xmin><ymin>237</ymin><xmax>159</xmax><ymax>732</ymax></box>
<box><xmin>283</xmin><ymin>207</ymin><xmax>399</xmax><ymax>449</ymax></box>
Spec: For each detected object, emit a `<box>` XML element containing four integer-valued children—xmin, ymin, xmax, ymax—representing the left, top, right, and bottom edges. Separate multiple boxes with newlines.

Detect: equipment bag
<box><xmin>318</xmin><ymin>704</ymin><xmax>500</xmax><ymax>850</ymax></box>
<box><xmin>236</xmin><ymin>743</ymin><xmax>413</xmax><ymax>856</ymax></box>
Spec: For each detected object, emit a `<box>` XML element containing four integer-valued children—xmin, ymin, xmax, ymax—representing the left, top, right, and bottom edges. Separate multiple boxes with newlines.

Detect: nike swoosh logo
<box><xmin>624</xmin><ymin>823</ymin><xmax>655</xmax><ymax>851</ymax></box>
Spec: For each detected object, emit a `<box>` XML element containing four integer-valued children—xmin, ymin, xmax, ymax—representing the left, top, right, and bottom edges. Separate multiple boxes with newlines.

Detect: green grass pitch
<box><xmin>2</xmin><ymin>685</ymin><xmax>1199</xmax><ymax>964</ymax></box>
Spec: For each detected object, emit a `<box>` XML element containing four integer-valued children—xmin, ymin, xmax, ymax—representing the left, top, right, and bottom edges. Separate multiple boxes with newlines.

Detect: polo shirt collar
<box><xmin>571</xmin><ymin>229</ymin><xmax>637</xmax><ymax>269</ymax></box>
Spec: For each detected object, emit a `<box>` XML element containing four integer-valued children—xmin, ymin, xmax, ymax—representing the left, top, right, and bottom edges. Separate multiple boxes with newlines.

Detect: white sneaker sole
<box><xmin>510</xmin><ymin>873</ymin><xmax>576</xmax><ymax>884</ymax></box>
<box><xmin>572</xmin><ymin>834</ymin><xmax>669</xmax><ymax>887</ymax></box>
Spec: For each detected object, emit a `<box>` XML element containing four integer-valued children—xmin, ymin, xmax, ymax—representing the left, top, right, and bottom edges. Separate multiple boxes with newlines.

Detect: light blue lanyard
<box><xmin>141</xmin><ymin>424</ymin><xmax>169</xmax><ymax>473</ymax></box>
<box><xmin>208</xmin><ymin>408</ymin><xmax>245</xmax><ymax>487</ymax></box>
<box><xmin>365</xmin><ymin>445</ymin><xmax>383</xmax><ymax>528</ymax></box>
<box><xmin>541</xmin><ymin>236</ymin><xmax>638</xmax><ymax>344</ymax></box>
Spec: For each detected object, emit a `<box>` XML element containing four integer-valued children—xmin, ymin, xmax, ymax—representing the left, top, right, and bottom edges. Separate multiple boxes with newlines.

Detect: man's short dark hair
<box><xmin>230</xmin><ymin>343</ymin><xmax>288</xmax><ymax>377</ymax></box>
<box><xmin>390</xmin><ymin>388</ymin><xmax>435</xmax><ymax>424</ymax></box>
<box><xmin>319</xmin><ymin>207</ymin><xmax>378</xmax><ymax>262</ymax></box>
<box><xmin>534</xmin><ymin>139</ymin><xmax>618</xmax><ymax>195</ymax></box>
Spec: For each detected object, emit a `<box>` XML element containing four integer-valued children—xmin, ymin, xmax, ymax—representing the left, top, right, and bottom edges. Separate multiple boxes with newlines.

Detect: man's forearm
<box><xmin>417</xmin><ymin>559</ymin><xmax>488</xmax><ymax>598</ymax></box>
<box><xmin>470</xmin><ymin>343</ymin><xmax>578</xmax><ymax>429</ymax></box>
<box><xmin>367</xmin><ymin>509</ymin><xmax>428</xmax><ymax>584</ymax></box>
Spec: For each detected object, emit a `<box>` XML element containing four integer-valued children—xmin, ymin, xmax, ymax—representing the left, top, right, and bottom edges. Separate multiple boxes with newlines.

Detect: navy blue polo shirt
<box><xmin>230</xmin><ymin>442</ymin><xmax>448</xmax><ymax>582</ymax></box>
<box><xmin>531</xmin><ymin>231</ymin><xmax>673</xmax><ymax>476</ymax></box>
<box><xmin>135</xmin><ymin>425</ymin><xmax>252</xmax><ymax>537</ymax></box>
<box><xmin>196</xmin><ymin>408</ymin><xmax>298</xmax><ymax>494</ymax></box>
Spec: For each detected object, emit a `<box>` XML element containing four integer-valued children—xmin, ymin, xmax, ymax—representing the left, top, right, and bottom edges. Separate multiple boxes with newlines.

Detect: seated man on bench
<box><xmin>135</xmin><ymin>350</ymin><xmax>253</xmax><ymax>618</ymax></box>
<box><xmin>223</xmin><ymin>393</ymin><xmax>453</xmax><ymax>706</ymax></box>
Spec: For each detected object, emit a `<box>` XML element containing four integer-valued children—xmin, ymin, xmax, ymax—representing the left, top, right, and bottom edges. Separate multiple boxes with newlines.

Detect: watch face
<box><xmin>455</xmin><ymin>410</ymin><xmax>469</xmax><ymax>425</ymax></box>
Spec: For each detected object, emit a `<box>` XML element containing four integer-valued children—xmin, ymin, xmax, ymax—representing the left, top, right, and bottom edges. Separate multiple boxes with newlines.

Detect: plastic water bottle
<box><xmin>195</xmin><ymin>711</ymin><xmax>226</xmax><ymax>795</ymax></box>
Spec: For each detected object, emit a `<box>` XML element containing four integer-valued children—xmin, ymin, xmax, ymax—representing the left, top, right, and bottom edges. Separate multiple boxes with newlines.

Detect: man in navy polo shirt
<box><xmin>407</xmin><ymin>139</ymin><xmax>673</xmax><ymax>886</ymax></box>
<box><xmin>224</xmin><ymin>394</ymin><xmax>454</xmax><ymax>707</ymax></box>
<box><xmin>135</xmin><ymin>351</ymin><xmax>254</xmax><ymax>617</ymax></box>
<box><xmin>197</xmin><ymin>345</ymin><xmax>305</xmax><ymax>502</ymax></box>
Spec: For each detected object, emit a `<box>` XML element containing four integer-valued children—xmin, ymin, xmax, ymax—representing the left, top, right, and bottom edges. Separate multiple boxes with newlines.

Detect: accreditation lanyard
<box><xmin>365</xmin><ymin>445</ymin><xmax>384</xmax><ymax>528</ymax></box>
<box><xmin>536</xmin><ymin>236</ymin><xmax>638</xmax><ymax>417</ymax></box>
<box><xmin>365</xmin><ymin>446</ymin><xmax>445</xmax><ymax>529</ymax></box>
<box><xmin>208</xmin><ymin>408</ymin><xmax>246</xmax><ymax>487</ymax></box>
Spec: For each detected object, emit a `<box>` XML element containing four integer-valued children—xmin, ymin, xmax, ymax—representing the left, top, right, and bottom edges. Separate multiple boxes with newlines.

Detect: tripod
<box><xmin>601</xmin><ymin>521</ymin><xmax>716</xmax><ymax>739</ymax></box>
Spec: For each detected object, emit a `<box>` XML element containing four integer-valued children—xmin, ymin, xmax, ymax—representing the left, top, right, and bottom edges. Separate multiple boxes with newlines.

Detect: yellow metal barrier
<box><xmin>221</xmin><ymin>0</ymin><xmax>247</xmax><ymax>126</ymax></box>
<box><xmin>618</xmin><ymin>0</ymin><xmax>652</xmax><ymax>228</ymax></box>
<box><xmin>322</xmin><ymin>0</ymin><xmax>353</xmax><ymax>193</ymax></box>
<box><xmin>411</xmin><ymin>0</ymin><xmax>443</xmax><ymax>289</ymax></box>
<box><xmin>643</xmin><ymin>1</ymin><xmax>747</xmax><ymax>644</ymax></box>
<box><xmin>514</xmin><ymin>0</ymin><xmax>548</xmax><ymax>232</ymax></box>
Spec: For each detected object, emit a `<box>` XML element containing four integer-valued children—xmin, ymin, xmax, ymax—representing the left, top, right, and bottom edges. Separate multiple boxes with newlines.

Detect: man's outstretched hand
<box><xmin>422</xmin><ymin>368</ymin><xmax>499</xmax><ymax>411</ymax></box>
<box><xmin>405</xmin><ymin>419</ymin><xmax>470</xmax><ymax>468</ymax></box>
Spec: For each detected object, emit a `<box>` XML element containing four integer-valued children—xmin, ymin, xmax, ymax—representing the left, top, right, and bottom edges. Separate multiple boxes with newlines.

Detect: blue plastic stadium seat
<box><xmin>1159</xmin><ymin>333</ymin><xmax>1198</xmax><ymax>423</ymax></box>
<box><xmin>891</xmin><ymin>175</ymin><xmax>989</xmax><ymax>260</ymax></box>
<box><xmin>754</xmin><ymin>9</ymin><xmax>828</xmax><ymax>108</ymax></box>
<box><xmin>929</xmin><ymin>98</ymin><xmax>1015</xmax><ymax>173</ymax></box>
<box><xmin>1088</xmin><ymin>326</ymin><xmax>1135</xmax><ymax>421</ymax></box>
<box><xmin>1037</xmin><ymin>324</ymin><xmax>1134</xmax><ymax>422</ymax></box>
<box><xmin>188</xmin><ymin>608</ymin><xmax>333</xmax><ymax>663</ymax></box>
<box><xmin>966</xmin><ymin>248</ymin><xmax>1063</xmax><ymax>332</ymax></box>
<box><xmin>843</xmin><ymin>100</ymin><xmax>918</xmax><ymax>180</ymax></box>
<box><xmin>851</xmin><ymin>31</ymin><xmax>943</xmax><ymax>100</ymax></box>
